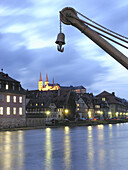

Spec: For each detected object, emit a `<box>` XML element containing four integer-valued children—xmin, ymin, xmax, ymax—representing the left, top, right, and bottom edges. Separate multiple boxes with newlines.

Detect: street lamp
<box><xmin>116</xmin><ymin>112</ymin><xmax>118</xmax><ymax>118</ymax></box>
<box><xmin>88</xmin><ymin>111</ymin><xmax>91</xmax><ymax>119</ymax></box>
<box><xmin>100</xmin><ymin>111</ymin><xmax>103</xmax><ymax>119</ymax></box>
<box><xmin>108</xmin><ymin>111</ymin><xmax>112</xmax><ymax>119</ymax></box>
<box><xmin>46</xmin><ymin>111</ymin><xmax>50</xmax><ymax>121</ymax></box>
<box><xmin>64</xmin><ymin>109</ymin><xmax>69</xmax><ymax>116</ymax></box>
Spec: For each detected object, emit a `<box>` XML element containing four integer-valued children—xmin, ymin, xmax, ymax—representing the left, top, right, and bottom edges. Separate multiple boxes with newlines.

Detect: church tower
<box><xmin>45</xmin><ymin>73</ymin><xmax>49</xmax><ymax>86</ymax></box>
<box><xmin>38</xmin><ymin>72</ymin><xmax>43</xmax><ymax>91</ymax></box>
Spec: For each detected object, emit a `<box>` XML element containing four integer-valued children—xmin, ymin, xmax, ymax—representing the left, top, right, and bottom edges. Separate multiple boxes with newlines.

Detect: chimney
<box><xmin>112</xmin><ymin>92</ymin><xmax>115</xmax><ymax>96</ymax></box>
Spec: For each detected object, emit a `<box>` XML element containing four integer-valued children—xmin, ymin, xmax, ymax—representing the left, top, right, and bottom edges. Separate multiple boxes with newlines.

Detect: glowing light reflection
<box><xmin>109</xmin><ymin>124</ymin><xmax>112</xmax><ymax>129</ymax></box>
<box><xmin>0</xmin><ymin>131</ymin><xmax>24</xmax><ymax>170</ymax></box>
<box><xmin>87</xmin><ymin>125</ymin><xmax>94</xmax><ymax>169</ymax></box>
<box><xmin>64</xmin><ymin>126</ymin><xmax>71</xmax><ymax>170</ymax></box>
<box><xmin>97</xmin><ymin>124</ymin><xmax>104</xmax><ymax>129</ymax></box>
<box><xmin>45</xmin><ymin>128</ymin><xmax>52</xmax><ymax>170</ymax></box>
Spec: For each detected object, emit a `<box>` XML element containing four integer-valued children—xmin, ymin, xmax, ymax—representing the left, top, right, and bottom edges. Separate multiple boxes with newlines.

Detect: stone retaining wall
<box><xmin>0</xmin><ymin>117</ymin><xmax>26</xmax><ymax>129</ymax></box>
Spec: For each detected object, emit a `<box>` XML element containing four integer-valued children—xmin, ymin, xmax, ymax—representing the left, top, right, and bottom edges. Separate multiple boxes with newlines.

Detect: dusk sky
<box><xmin>0</xmin><ymin>0</ymin><xmax>128</xmax><ymax>99</ymax></box>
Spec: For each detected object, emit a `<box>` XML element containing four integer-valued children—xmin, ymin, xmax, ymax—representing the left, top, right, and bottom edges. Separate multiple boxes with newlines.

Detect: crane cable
<box><xmin>77</xmin><ymin>11</ymin><xmax>128</xmax><ymax>40</ymax></box>
<box><xmin>67</xmin><ymin>13</ymin><xmax>128</xmax><ymax>49</ymax></box>
<box><xmin>71</xmin><ymin>16</ymin><xmax>128</xmax><ymax>49</ymax></box>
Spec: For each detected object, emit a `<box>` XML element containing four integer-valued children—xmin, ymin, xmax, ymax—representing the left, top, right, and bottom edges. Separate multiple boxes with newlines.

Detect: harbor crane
<box><xmin>55</xmin><ymin>7</ymin><xmax>128</xmax><ymax>69</ymax></box>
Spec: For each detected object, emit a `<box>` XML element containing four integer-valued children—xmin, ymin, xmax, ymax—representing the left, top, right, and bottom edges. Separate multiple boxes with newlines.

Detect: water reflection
<box><xmin>0</xmin><ymin>124</ymin><xmax>128</xmax><ymax>170</ymax></box>
<box><xmin>64</xmin><ymin>126</ymin><xmax>71</xmax><ymax>170</ymax></box>
<box><xmin>87</xmin><ymin>125</ymin><xmax>94</xmax><ymax>170</ymax></box>
<box><xmin>109</xmin><ymin>124</ymin><xmax>112</xmax><ymax>129</ymax></box>
<box><xmin>0</xmin><ymin>131</ymin><xmax>24</xmax><ymax>170</ymax></box>
<box><xmin>45</xmin><ymin>128</ymin><xmax>52</xmax><ymax>170</ymax></box>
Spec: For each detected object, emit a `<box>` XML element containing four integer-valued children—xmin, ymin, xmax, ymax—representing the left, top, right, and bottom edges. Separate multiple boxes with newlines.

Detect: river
<box><xmin>0</xmin><ymin>123</ymin><xmax>128</xmax><ymax>170</ymax></box>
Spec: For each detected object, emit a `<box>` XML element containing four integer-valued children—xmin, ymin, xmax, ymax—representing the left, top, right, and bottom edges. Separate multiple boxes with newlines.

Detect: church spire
<box><xmin>45</xmin><ymin>73</ymin><xmax>49</xmax><ymax>86</ymax></box>
<box><xmin>39</xmin><ymin>72</ymin><xmax>42</xmax><ymax>81</ymax></box>
<box><xmin>45</xmin><ymin>73</ymin><xmax>48</xmax><ymax>82</ymax></box>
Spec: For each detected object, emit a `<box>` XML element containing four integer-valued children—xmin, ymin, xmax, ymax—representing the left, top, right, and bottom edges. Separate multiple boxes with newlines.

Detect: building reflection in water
<box><xmin>45</xmin><ymin>128</ymin><xmax>52</xmax><ymax>170</ymax></box>
<box><xmin>64</xmin><ymin>126</ymin><xmax>71</xmax><ymax>170</ymax></box>
<box><xmin>0</xmin><ymin>130</ymin><xmax>24</xmax><ymax>170</ymax></box>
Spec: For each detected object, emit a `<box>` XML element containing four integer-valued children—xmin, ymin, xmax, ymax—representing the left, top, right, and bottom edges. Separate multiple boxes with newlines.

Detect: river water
<box><xmin>0</xmin><ymin>123</ymin><xmax>128</xmax><ymax>170</ymax></box>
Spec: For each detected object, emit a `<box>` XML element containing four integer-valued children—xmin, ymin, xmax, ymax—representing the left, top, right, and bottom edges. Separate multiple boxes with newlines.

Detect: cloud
<box><xmin>0</xmin><ymin>0</ymin><xmax>128</xmax><ymax>100</ymax></box>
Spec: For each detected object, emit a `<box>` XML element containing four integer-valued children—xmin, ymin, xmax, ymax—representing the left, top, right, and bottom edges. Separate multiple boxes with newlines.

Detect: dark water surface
<box><xmin>0</xmin><ymin>123</ymin><xmax>128</xmax><ymax>170</ymax></box>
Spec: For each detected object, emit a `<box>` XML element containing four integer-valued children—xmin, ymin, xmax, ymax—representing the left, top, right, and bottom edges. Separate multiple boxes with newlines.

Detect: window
<box><xmin>7</xmin><ymin>107</ymin><xmax>10</xmax><ymax>115</ymax></box>
<box><xmin>6</xmin><ymin>95</ymin><xmax>10</xmax><ymax>102</ymax></box>
<box><xmin>19</xmin><ymin>96</ymin><xmax>22</xmax><ymax>103</ymax></box>
<box><xmin>13</xmin><ymin>107</ymin><xmax>16</xmax><ymax>115</ymax></box>
<box><xmin>12</xmin><ymin>83</ymin><xmax>15</xmax><ymax>90</ymax></box>
<box><xmin>18</xmin><ymin>86</ymin><xmax>21</xmax><ymax>91</ymax></box>
<box><xmin>0</xmin><ymin>107</ymin><xmax>3</xmax><ymax>115</ymax></box>
<box><xmin>19</xmin><ymin>107</ymin><xmax>22</xmax><ymax>115</ymax></box>
<box><xmin>102</xmin><ymin>97</ymin><xmax>105</xmax><ymax>101</ymax></box>
<box><xmin>0</xmin><ymin>81</ymin><xmax>1</xmax><ymax>89</ymax></box>
<box><xmin>0</xmin><ymin>94</ymin><xmax>3</xmax><ymax>101</ymax></box>
<box><xmin>6</xmin><ymin>84</ymin><xmax>9</xmax><ymax>90</ymax></box>
<box><xmin>95</xmin><ymin>105</ymin><xmax>100</xmax><ymax>109</ymax></box>
<box><xmin>13</xmin><ymin>96</ymin><xmax>16</xmax><ymax>103</ymax></box>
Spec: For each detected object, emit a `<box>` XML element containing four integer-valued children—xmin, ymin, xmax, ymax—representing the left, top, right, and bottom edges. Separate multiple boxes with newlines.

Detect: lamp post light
<box><xmin>88</xmin><ymin>111</ymin><xmax>91</xmax><ymax>119</ymax></box>
<box><xmin>46</xmin><ymin>111</ymin><xmax>50</xmax><ymax>121</ymax></box>
<box><xmin>116</xmin><ymin>112</ymin><xmax>119</xmax><ymax>118</ymax></box>
<box><xmin>108</xmin><ymin>111</ymin><xmax>112</xmax><ymax>119</ymax></box>
<box><xmin>100</xmin><ymin>111</ymin><xmax>103</xmax><ymax>120</ymax></box>
<box><xmin>65</xmin><ymin>109</ymin><xmax>69</xmax><ymax>114</ymax></box>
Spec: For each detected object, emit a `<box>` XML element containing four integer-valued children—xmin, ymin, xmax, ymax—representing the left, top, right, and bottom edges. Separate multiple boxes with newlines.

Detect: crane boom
<box><xmin>59</xmin><ymin>7</ymin><xmax>128</xmax><ymax>69</ymax></box>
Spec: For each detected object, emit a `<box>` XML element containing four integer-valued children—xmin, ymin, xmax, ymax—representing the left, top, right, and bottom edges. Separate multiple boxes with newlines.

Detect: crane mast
<box><xmin>56</xmin><ymin>7</ymin><xmax>128</xmax><ymax>70</ymax></box>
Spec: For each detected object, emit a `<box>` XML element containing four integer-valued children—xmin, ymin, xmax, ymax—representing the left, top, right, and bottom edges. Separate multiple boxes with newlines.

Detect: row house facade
<box><xmin>75</xmin><ymin>91</ymin><xmax>128</xmax><ymax>119</ymax></box>
<box><xmin>26</xmin><ymin>89</ymin><xmax>76</xmax><ymax>126</ymax></box>
<box><xmin>0</xmin><ymin>71</ymin><xmax>26</xmax><ymax>128</ymax></box>
<box><xmin>96</xmin><ymin>91</ymin><xmax>128</xmax><ymax>118</ymax></box>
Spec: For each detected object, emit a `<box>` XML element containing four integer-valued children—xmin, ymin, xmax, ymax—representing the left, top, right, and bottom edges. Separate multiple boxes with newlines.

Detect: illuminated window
<box><xmin>13</xmin><ymin>107</ymin><xmax>16</xmax><ymax>115</ymax></box>
<box><xmin>13</xmin><ymin>96</ymin><xmax>16</xmax><ymax>103</ymax></box>
<box><xmin>36</xmin><ymin>103</ymin><xmax>38</xmax><ymax>106</ymax></box>
<box><xmin>41</xmin><ymin>103</ymin><xmax>43</xmax><ymax>106</ymax></box>
<box><xmin>19</xmin><ymin>107</ymin><xmax>22</xmax><ymax>115</ymax></box>
<box><xmin>0</xmin><ymin>107</ymin><xmax>3</xmax><ymax>115</ymax></box>
<box><xmin>7</xmin><ymin>107</ymin><xmax>10</xmax><ymax>115</ymax></box>
<box><xmin>95</xmin><ymin>105</ymin><xmax>100</xmax><ymax>108</ymax></box>
<box><xmin>102</xmin><ymin>98</ymin><xmax>105</xmax><ymax>101</ymax></box>
<box><xmin>19</xmin><ymin>96</ymin><xmax>22</xmax><ymax>103</ymax></box>
<box><xmin>6</xmin><ymin>95</ymin><xmax>10</xmax><ymax>102</ymax></box>
<box><xmin>6</xmin><ymin>84</ymin><xmax>9</xmax><ymax>90</ymax></box>
<box><xmin>77</xmin><ymin>104</ymin><xmax>80</xmax><ymax>107</ymax></box>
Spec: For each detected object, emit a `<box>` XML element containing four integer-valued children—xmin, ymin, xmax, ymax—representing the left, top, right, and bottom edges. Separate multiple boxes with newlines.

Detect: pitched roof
<box><xmin>96</xmin><ymin>91</ymin><xmax>125</xmax><ymax>106</ymax></box>
<box><xmin>0</xmin><ymin>72</ymin><xmax>19</xmax><ymax>83</ymax></box>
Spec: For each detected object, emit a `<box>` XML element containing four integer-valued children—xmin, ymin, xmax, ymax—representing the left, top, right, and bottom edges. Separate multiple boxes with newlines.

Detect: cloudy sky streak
<box><xmin>0</xmin><ymin>0</ymin><xmax>128</xmax><ymax>99</ymax></box>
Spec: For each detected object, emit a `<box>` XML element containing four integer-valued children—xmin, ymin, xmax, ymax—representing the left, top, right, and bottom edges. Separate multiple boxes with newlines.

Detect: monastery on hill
<box><xmin>38</xmin><ymin>73</ymin><xmax>60</xmax><ymax>91</ymax></box>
